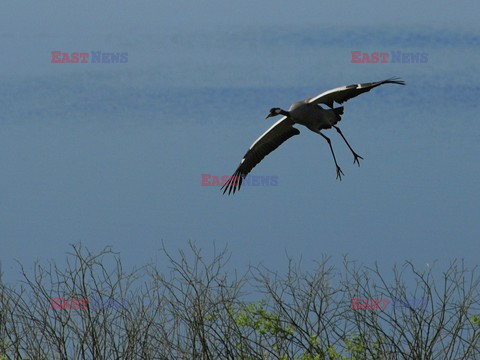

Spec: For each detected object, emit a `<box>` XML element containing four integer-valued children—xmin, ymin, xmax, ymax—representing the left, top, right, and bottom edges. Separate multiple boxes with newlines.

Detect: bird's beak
<box><xmin>265</xmin><ymin>114</ymin><xmax>272</xmax><ymax>120</ymax></box>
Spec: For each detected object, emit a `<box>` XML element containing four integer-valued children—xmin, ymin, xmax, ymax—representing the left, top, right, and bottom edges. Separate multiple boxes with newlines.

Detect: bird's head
<box><xmin>265</xmin><ymin>108</ymin><xmax>283</xmax><ymax>120</ymax></box>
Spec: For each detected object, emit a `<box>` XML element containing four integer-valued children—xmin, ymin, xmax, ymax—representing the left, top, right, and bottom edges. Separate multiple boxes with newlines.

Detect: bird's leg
<box><xmin>317</xmin><ymin>131</ymin><xmax>344</xmax><ymax>180</ymax></box>
<box><xmin>332</xmin><ymin>125</ymin><xmax>363</xmax><ymax>166</ymax></box>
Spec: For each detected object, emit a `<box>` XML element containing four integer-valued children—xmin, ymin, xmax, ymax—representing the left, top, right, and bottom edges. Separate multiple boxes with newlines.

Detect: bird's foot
<box><xmin>353</xmin><ymin>153</ymin><xmax>364</xmax><ymax>166</ymax></box>
<box><xmin>336</xmin><ymin>166</ymin><xmax>345</xmax><ymax>180</ymax></box>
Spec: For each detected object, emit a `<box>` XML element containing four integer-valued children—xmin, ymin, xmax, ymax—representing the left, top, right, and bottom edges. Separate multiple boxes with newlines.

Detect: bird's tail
<box><xmin>333</xmin><ymin>106</ymin><xmax>344</xmax><ymax>121</ymax></box>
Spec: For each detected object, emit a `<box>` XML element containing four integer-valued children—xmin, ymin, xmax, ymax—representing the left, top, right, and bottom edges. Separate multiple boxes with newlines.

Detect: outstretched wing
<box><xmin>308</xmin><ymin>77</ymin><xmax>405</xmax><ymax>108</ymax></box>
<box><xmin>222</xmin><ymin>117</ymin><xmax>300</xmax><ymax>195</ymax></box>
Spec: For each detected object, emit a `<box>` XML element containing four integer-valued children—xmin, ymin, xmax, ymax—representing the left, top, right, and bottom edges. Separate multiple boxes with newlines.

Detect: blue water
<box><xmin>1</xmin><ymin>1</ymin><xmax>479</xmax><ymax>281</ymax></box>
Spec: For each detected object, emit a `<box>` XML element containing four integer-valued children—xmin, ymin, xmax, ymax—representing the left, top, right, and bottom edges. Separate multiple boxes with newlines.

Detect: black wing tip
<box><xmin>384</xmin><ymin>77</ymin><xmax>406</xmax><ymax>86</ymax></box>
<box><xmin>220</xmin><ymin>171</ymin><xmax>244</xmax><ymax>195</ymax></box>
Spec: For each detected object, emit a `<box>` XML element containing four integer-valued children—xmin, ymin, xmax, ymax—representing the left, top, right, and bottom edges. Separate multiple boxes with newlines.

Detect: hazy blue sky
<box><xmin>1</xmin><ymin>1</ymin><xmax>479</xmax><ymax>280</ymax></box>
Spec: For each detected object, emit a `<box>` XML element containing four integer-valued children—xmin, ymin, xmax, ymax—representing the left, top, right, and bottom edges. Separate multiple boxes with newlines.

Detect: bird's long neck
<box><xmin>279</xmin><ymin>109</ymin><xmax>290</xmax><ymax>117</ymax></box>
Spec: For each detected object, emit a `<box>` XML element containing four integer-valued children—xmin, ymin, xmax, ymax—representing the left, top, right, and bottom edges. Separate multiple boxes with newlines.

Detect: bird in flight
<box><xmin>221</xmin><ymin>78</ymin><xmax>405</xmax><ymax>195</ymax></box>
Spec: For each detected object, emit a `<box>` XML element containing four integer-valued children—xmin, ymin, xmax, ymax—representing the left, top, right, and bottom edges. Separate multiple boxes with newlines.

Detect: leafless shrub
<box><xmin>0</xmin><ymin>243</ymin><xmax>479</xmax><ymax>359</ymax></box>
